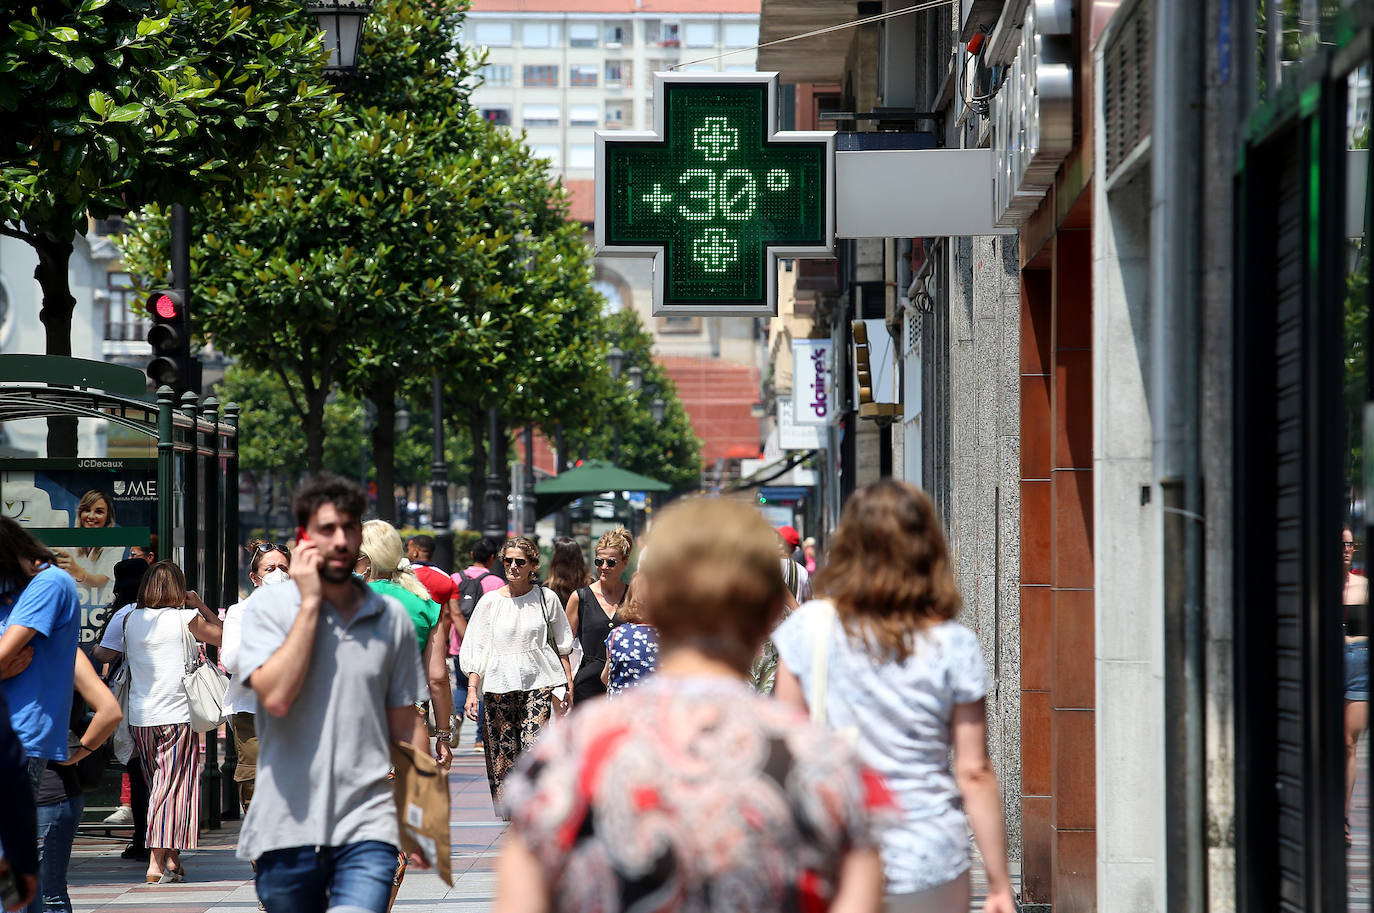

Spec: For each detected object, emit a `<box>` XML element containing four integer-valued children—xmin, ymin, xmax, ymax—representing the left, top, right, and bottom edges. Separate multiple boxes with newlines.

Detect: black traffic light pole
<box><xmin>170</xmin><ymin>204</ymin><xmax>201</xmax><ymax>395</ymax></box>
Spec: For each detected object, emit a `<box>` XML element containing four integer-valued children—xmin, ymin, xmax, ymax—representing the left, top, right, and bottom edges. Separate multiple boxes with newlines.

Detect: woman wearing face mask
<box><xmin>220</xmin><ymin>540</ymin><xmax>290</xmax><ymax>813</ymax></box>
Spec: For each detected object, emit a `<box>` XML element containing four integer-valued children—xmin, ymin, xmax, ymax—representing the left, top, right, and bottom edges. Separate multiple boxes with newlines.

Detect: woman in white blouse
<box><xmin>124</xmin><ymin>560</ymin><xmax>222</xmax><ymax>885</ymax></box>
<box><xmin>459</xmin><ymin>536</ymin><xmax>574</xmax><ymax>815</ymax></box>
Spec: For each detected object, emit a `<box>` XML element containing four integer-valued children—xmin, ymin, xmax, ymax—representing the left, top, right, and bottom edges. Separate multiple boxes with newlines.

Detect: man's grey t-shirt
<box><xmin>235</xmin><ymin>578</ymin><xmax>424</xmax><ymax>861</ymax></box>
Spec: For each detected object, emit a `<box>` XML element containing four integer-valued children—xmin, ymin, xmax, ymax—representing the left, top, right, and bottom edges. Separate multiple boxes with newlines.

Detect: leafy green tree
<box><xmin>121</xmin><ymin>0</ymin><xmax>495</xmax><ymax>492</ymax></box>
<box><xmin>565</xmin><ymin>309</ymin><xmax>702</xmax><ymax>492</ymax></box>
<box><xmin>0</xmin><ymin>0</ymin><xmax>335</xmax><ymax>452</ymax></box>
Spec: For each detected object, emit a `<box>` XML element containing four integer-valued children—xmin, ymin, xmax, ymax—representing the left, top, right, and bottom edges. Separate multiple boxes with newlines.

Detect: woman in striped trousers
<box><xmin>123</xmin><ymin>561</ymin><xmax>222</xmax><ymax>883</ymax></box>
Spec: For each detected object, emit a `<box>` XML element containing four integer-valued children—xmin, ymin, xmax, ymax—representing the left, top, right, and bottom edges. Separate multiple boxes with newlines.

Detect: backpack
<box><xmin>457</xmin><ymin>570</ymin><xmax>497</xmax><ymax>620</ymax></box>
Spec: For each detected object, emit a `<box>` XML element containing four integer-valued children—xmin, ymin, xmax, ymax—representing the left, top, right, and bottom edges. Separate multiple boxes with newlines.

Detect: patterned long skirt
<box><xmin>482</xmin><ymin>688</ymin><xmax>553</xmax><ymax>815</ymax></box>
<box><xmin>131</xmin><ymin>723</ymin><xmax>201</xmax><ymax>849</ymax></box>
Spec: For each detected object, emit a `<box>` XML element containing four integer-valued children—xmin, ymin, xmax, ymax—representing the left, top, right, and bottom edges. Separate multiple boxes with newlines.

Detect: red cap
<box><xmin>777</xmin><ymin>525</ymin><xmax>801</xmax><ymax>549</ymax></box>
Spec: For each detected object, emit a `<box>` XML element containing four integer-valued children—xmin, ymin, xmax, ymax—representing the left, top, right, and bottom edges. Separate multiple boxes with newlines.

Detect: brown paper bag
<box><xmin>390</xmin><ymin>741</ymin><xmax>453</xmax><ymax>886</ymax></box>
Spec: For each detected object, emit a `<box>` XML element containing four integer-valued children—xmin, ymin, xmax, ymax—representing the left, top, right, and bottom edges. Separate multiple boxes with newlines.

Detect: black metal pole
<box><xmin>482</xmin><ymin>405</ymin><xmax>507</xmax><ymax>540</ymax></box>
<box><xmin>554</xmin><ymin>423</ymin><xmax>569</xmax><ymax>538</ymax></box>
<box><xmin>523</xmin><ymin>426</ymin><xmax>536</xmax><ymax>536</ymax></box>
<box><xmin>170</xmin><ymin>204</ymin><xmax>201</xmax><ymax>394</ymax></box>
<box><xmin>431</xmin><ymin>371</ymin><xmax>454</xmax><ymax>571</ymax></box>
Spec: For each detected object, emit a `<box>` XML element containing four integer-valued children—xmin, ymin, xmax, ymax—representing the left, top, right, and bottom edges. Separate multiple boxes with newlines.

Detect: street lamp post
<box><xmin>523</xmin><ymin>425</ymin><xmax>536</xmax><ymax>536</ymax></box>
<box><xmin>430</xmin><ymin>371</ymin><xmax>454</xmax><ymax>571</ymax></box>
<box><xmin>482</xmin><ymin>405</ymin><xmax>507</xmax><ymax>540</ymax></box>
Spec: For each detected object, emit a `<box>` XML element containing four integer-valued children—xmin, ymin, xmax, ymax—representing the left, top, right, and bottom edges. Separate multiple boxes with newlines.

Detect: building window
<box><xmin>655</xmin><ymin>22</ymin><xmax>680</xmax><ymax>46</ymax></box>
<box><xmin>604</xmin><ymin>24</ymin><xmax>628</xmax><ymax>47</ymax></box>
<box><xmin>604</xmin><ymin>104</ymin><xmax>626</xmax><ymax>128</ymax></box>
<box><xmin>471</xmin><ymin>22</ymin><xmax>512</xmax><ymax>47</ymax></box>
<box><xmin>521</xmin><ymin>22</ymin><xmax>556</xmax><ymax>48</ymax></box>
<box><xmin>481</xmin><ymin>106</ymin><xmax>511</xmax><ymax>126</ymax></box>
<box><xmin>528</xmin><ymin>144</ymin><xmax>560</xmax><ymax>167</ymax></box>
<box><xmin>724</xmin><ymin>23</ymin><xmax>755</xmax><ymax>48</ymax></box>
<box><xmin>569</xmin><ymin>22</ymin><xmax>598</xmax><ymax>47</ymax></box>
<box><xmin>523</xmin><ymin>65</ymin><xmax>558</xmax><ymax>87</ymax></box>
<box><xmin>479</xmin><ymin>64</ymin><xmax>512</xmax><ymax>86</ymax></box>
<box><xmin>569</xmin><ymin>104</ymin><xmax>599</xmax><ymax>127</ymax></box>
<box><xmin>570</xmin><ymin>64</ymin><xmax>598</xmax><ymax>87</ymax></box>
<box><xmin>104</xmin><ymin>272</ymin><xmax>147</xmax><ymax>342</ymax></box>
<box><xmin>604</xmin><ymin>60</ymin><xmax>630</xmax><ymax>86</ymax></box>
<box><xmin>683</xmin><ymin>22</ymin><xmax>715</xmax><ymax>48</ymax></box>
<box><xmin>522</xmin><ymin>104</ymin><xmax>560</xmax><ymax>127</ymax></box>
<box><xmin>568</xmin><ymin>145</ymin><xmax>594</xmax><ymax>169</ymax></box>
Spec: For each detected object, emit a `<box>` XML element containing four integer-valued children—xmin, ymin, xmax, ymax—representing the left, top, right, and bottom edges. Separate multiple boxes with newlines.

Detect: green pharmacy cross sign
<box><xmin>595</xmin><ymin>73</ymin><xmax>835</xmax><ymax>316</ymax></box>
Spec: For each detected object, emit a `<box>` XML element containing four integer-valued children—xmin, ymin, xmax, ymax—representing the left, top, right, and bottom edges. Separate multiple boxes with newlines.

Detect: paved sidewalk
<box><xmin>65</xmin><ymin>720</ymin><xmax>1012</xmax><ymax>911</ymax></box>
<box><xmin>66</xmin><ymin>725</ymin><xmax>504</xmax><ymax>912</ymax></box>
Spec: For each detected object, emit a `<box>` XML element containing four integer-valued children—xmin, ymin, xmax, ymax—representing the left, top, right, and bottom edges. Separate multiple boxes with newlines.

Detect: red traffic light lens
<box><xmin>153</xmin><ymin>293</ymin><xmax>179</xmax><ymax>319</ymax></box>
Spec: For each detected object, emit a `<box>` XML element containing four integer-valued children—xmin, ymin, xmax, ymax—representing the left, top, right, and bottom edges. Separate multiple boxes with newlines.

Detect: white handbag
<box><xmin>809</xmin><ymin>601</ymin><xmax>859</xmax><ymax>745</ymax></box>
<box><xmin>180</xmin><ymin>616</ymin><xmax>229</xmax><ymax>733</ymax></box>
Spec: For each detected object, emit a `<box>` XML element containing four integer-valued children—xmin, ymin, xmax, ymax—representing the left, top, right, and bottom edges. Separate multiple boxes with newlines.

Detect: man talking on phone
<box><xmin>235</xmin><ymin>473</ymin><xmax>429</xmax><ymax>913</ymax></box>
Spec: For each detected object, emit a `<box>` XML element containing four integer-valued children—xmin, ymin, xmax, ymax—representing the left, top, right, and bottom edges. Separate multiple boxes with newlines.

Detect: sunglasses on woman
<box><xmin>593</xmin><ymin>558</ymin><xmax>618</xmax><ymax>568</ymax></box>
<box><xmin>502</xmin><ymin>556</ymin><xmax>529</xmax><ymax>568</ymax></box>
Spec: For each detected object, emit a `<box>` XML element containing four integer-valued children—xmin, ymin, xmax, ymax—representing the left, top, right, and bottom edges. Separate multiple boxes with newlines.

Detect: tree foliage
<box><xmin>1</xmin><ymin>0</ymin><xmax>336</xmax><ymax>453</ymax></box>
<box><xmin>565</xmin><ymin>309</ymin><xmax>703</xmax><ymax>492</ymax></box>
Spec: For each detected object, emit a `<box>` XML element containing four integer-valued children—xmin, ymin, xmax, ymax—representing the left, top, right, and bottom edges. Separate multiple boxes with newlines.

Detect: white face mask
<box><xmin>259</xmin><ymin>568</ymin><xmax>290</xmax><ymax>587</ymax></box>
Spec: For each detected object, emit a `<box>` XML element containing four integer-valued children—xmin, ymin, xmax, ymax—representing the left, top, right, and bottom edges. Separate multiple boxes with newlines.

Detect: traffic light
<box><xmin>145</xmin><ymin>290</ymin><xmax>190</xmax><ymax>391</ymax></box>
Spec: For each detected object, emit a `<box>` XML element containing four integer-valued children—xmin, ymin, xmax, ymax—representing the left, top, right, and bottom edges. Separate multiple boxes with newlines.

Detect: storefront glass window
<box><xmin>1254</xmin><ymin>1</ymin><xmax>1358</xmax><ymax>104</ymax></box>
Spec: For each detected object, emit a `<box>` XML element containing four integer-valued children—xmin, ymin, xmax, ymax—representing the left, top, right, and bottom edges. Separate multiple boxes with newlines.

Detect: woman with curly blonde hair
<box><xmin>772</xmin><ymin>480</ymin><xmax>1013</xmax><ymax>913</ymax></box>
<box><xmin>356</xmin><ymin>520</ymin><xmax>453</xmax><ymax>770</ymax></box>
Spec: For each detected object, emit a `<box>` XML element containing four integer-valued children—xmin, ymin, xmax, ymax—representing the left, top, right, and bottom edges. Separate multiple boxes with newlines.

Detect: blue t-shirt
<box><xmin>0</xmin><ymin>565</ymin><xmax>80</xmax><ymax>760</ymax></box>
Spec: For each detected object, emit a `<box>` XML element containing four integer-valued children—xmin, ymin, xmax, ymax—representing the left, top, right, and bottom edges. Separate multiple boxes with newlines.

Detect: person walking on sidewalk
<box><xmin>563</xmin><ymin>528</ymin><xmax>632</xmax><ymax>705</ymax></box>
<box><xmin>453</xmin><ymin>538</ymin><xmax>502</xmax><ymax>752</ymax></box>
<box><xmin>220</xmin><ymin>540</ymin><xmax>292</xmax><ymax>812</ymax></box>
<box><xmin>459</xmin><ymin>536</ymin><xmax>574</xmax><ymax>816</ymax></box>
<box><xmin>497</xmin><ymin>497</ymin><xmax>890</xmax><ymax>913</ymax></box>
<box><xmin>237</xmin><ymin>474</ymin><xmax>429</xmax><ymax>913</ymax></box>
<box><xmin>772</xmin><ymin>480</ymin><xmax>1016</xmax><ymax>913</ymax></box>
<box><xmin>357</xmin><ymin>521</ymin><xmax>452</xmax><ymax>770</ymax></box>
<box><xmin>0</xmin><ymin>518</ymin><xmax>81</xmax><ymax>794</ymax></box>
<box><xmin>123</xmin><ymin>561</ymin><xmax>223</xmax><ymax>885</ymax></box>
<box><xmin>29</xmin><ymin>650</ymin><xmax>122</xmax><ymax>913</ymax></box>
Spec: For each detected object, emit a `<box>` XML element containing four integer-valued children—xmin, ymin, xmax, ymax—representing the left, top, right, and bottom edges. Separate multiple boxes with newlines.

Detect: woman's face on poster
<box><xmin>79</xmin><ymin>497</ymin><xmax>111</xmax><ymax>528</ymax></box>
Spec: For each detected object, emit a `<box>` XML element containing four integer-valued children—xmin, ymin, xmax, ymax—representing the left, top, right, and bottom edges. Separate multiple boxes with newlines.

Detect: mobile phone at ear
<box><xmin>296</xmin><ymin>526</ymin><xmax>309</xmax><ymax>544</ymax></box>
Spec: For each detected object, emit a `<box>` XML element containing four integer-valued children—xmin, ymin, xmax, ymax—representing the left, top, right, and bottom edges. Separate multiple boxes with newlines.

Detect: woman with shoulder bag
<box><xmin>772</xmin><ymin>481</ymin><xmax>1015</xmax><ymax>913</ymax></box>
<box><xmin>459</xmin><ymin>537</ymin><xmax>575</xmax><ymax>817</ymax></box>
<box><xmin>123</xmin><ymin>561</ymin><xmax>222</xmax><ymax>886</ymax></box>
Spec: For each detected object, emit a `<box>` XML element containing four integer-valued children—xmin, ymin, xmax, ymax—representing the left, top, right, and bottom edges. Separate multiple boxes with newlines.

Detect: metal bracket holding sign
<box><xmin>595</xmin><ymin>72</ymin><xmax>836</xmax><ymax>317</ymax></box>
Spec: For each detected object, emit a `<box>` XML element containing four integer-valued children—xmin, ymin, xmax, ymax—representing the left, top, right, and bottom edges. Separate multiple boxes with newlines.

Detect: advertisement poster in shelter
<box><xmin>1</xmin><ymin>459</ymin><xmax>158</xmax><ymax>644</ymax></box>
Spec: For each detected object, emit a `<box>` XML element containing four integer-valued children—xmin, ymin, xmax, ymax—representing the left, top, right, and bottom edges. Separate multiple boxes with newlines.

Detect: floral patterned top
<box><xmin>504</xmin><ymin>676</ymin><xmax>894</xmax><ymax>913</ymax></box>
<box><xmin>603</xmin><ymin>623</ymin><xmax>659</xmax><ymax>696</ymax></box>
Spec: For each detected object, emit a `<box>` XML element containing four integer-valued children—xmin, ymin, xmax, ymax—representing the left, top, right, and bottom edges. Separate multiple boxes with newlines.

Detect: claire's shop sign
<box><xmin>793</xmin><ymin>339</ymin><xmax>833</xmax><ymax>426</ymax></box>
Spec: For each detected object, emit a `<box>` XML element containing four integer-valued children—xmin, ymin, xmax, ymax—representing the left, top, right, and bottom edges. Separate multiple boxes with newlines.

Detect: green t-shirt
<box><xmin>367</xmin><ymin>579</ymin><xmax>439</xmax><ymax>650</ymax></box>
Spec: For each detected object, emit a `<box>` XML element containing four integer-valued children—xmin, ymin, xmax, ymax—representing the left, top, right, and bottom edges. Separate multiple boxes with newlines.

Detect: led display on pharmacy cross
<box><xmin>595</xmin><ymin>73</ymin><xmax>835</xmax><ymax>316</ymax></box>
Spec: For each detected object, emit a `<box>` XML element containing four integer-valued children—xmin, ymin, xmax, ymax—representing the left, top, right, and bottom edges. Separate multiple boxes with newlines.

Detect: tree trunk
<box><xmin>372</xmin><ymin>381</ymin><xmax>397</xmax><ymax>524</ymax></box>
<box><xmin>467</xmin><ymin>404</ymin><xmax>487</xmax><ymax>533</ymax></box>
<box><xmin>304</xmin><ymin>388</ymin><xmax>328</xmax><ymax>475</ymax></box>
<box><xmin>34</xmin><ymin>233</ymin><xmax>78</xmax><ymax>456</ymax></box>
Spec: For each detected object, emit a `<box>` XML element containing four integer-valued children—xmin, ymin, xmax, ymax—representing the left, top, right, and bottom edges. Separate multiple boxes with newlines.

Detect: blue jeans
<box><xmin>27</xmin><ymin>794</ymin><xmax>84</xmax><ymax>913</ymax></box>
<box><xmin>255</xmin><ymin>841</ymin><xmax>399</xmax><ymax>913</ymax></box>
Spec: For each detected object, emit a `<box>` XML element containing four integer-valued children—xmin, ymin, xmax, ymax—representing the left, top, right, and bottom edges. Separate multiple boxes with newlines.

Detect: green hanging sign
<box><xmin>595</xmin><ymin>73</ymin><xmax>835</xmax><ymax>316</ymax></box>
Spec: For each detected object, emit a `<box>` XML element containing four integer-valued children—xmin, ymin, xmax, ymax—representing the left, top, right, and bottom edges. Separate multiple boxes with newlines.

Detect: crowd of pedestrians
<box><xmin>0</xmin><ymin>469</ymin><xmax>1013</xmax><ymax>913</ymax></box>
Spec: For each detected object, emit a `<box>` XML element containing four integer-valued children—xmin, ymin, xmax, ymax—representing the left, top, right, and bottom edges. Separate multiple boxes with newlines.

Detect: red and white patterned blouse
<box><xmin>503</xmin><ymin>675</ymin><xmax>896</xmax><ymax>913</ymax></box>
